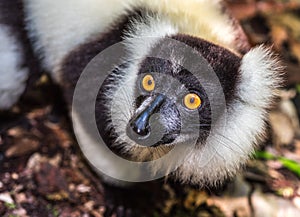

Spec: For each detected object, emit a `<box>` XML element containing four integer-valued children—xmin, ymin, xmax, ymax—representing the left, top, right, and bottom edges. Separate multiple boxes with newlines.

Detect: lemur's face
<box><xmin>126</xmin><ymin>57</ymin><xmax>211</xmax><ymax>149</ymax></box>
<box><xmin>100</xmin><ymin>35</ymin><xmax>242</xmax><ymax>162</ymax></box>
<box><xmin>92</xmin><ymin>34</ymin><xmax>280</xmax><ymax>184</ymax></box>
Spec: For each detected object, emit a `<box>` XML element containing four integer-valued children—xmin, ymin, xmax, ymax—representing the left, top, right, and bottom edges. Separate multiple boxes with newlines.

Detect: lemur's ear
<box><xmin>170</xmin><ymin>34</ymin><xmax>242</xmax><ymax>103</ymax></box>
<box><xmin>238</xmin><ymin>46</ymin><xmax>283</xmax><ymax>109</ymax></box>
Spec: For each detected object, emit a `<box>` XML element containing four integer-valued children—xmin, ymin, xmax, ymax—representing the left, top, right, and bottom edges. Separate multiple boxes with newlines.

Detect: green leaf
<box><xmin>5</xmin><ymin>202</ymin><xmax>16</xmax><ymax>210</ymax></box>
<box><xmin>296</xmin><ymin>84</ymin><xmax>300</xmax><ymax>94</ymax></box>
<box><xmin>254</xmin><ymin>151</ymin><xmax>276</xmax><ymax>160</ymax></box>
<box><xmin>254</xmin><ymin>151</ymin><xmax>300</xmax><ymax>178</ymax></box>
<box><xmin>279</xmin><ymin>157</ymin><xmax>300</xmax><ymax>177</ymax></box>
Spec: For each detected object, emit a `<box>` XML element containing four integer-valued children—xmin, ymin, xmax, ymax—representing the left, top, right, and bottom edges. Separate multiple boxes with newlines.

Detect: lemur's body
<box><xmin>0</xmin><ymin>0</ymin><xmax>282</xmax><ymax>186</ymax></box>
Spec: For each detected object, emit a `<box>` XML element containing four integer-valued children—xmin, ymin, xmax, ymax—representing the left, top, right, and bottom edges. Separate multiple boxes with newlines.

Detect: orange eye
<box><xmin>184</xmin><ymin>93</ymin><xmax>202</xmax><ymax>110</ymax></box>
<box><xmin>142</xmin><ymin>74</ymin><xmax>155</xmax><ymax>92</ymax></box>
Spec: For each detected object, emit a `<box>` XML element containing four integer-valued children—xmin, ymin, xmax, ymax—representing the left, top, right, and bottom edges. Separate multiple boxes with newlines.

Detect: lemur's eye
<box><xmin>184</xmin><ymin>93</ymin><xmax>202</xmax><ymax>110</ymax></box>
<box><xmin>142</xmin><ymin>74</ymin><xmax>155</xmax><ymax>92</ymax></box>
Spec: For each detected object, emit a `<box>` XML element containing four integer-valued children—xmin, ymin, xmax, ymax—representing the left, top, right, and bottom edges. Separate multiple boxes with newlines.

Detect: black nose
<box><xmin>129</xmin><ymin>112</ymin><xmax>150</xmax><ymax>137</ymax></box>
<box><xmin>126</xmin><ymin>94</ymin><xmax>166</xmax><ymax>147</ymax></box>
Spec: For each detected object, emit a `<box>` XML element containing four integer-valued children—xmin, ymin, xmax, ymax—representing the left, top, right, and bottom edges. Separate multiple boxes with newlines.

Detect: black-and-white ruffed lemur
<box><xmin>1</xmin><ymin>0</ymin><xmax>283</xmax><ymax>187</ymax></box>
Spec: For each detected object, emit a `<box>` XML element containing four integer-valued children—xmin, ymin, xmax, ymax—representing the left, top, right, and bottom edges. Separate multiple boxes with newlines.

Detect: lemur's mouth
<box><xmin>126</xmin><ymin>94</ymin><xmax>177</xmax><ymax>147</ymax></box>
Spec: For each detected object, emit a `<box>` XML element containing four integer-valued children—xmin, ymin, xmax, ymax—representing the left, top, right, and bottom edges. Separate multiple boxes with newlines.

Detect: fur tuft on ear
<box><xmin>238</xmin><ymin>45</ymin><xmax>284</xmax><ymax>109</ymax></box>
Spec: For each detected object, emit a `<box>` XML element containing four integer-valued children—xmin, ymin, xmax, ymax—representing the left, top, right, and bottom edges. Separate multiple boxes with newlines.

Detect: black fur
<box><xmin>171</xmin><ymin>34</ymin><xmax>242</xmax><ymax>104</ymax></box>
<box><xmin>60</xmin><ymin>11</ymin><xmax>142</xmax><ymax>104</ymax></box>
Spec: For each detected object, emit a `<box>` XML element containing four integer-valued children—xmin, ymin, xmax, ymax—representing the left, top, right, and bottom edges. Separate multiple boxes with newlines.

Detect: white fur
<box><xmin>23</xmin><ymin>0</ymin><xmax>240</xmax><ymax>81</ymax></box>
<box><xmin>0</xmin><ymin>25</ymin><xmax>28</xmax><ymax>109</ymax></box>
<box><xmin>23</xmin><ymin>0</ymin><xmax>129</xmax><ymax>81</ymax></box>
<box><xmin>238</xmin><ymin>46</ymin><xmax>283</xmax><ymax>108</ymax></box>
<box><xmin>72</xmin><ymin>111</ymin><xmax>141</xmax><ymax>186</ymax></box>
<box><xmin>124</xmin><ymin>15</ymin><xmax>178</xmax><ymax>60</ymax></box>
<box><xmin>127</xmin><ymin>0</ymin><xmax>240</xmax><ymax>53</ymax></box>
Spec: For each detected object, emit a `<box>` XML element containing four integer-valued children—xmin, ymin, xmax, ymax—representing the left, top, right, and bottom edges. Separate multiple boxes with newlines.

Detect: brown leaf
<box><xmin>291</xmin><ymin>42</ymin><xmax>300</xmax><ymax>63</ymax></box>
<box><xmin>270</xmin><ymin>25</ymin><xmax>289</xmax><ymax>50</ymax></box>
<box><xmin>270</xmin><ymin>13</ymin><xmax>300</xmax><ymax>39</ymax></box>
<box><xmin>5</xmin><ymin>136</ymin><xmax>40</xmax><ymax>158</ymax></box>
<box><xmin>227</xmin><ymin>3</ymin><xmax>257</xmax><ymax>20</ymax></box>
<box><xmin>286</xmin><ymin>63</ymin><xmax>300</xmax><ymax>85</ymax></box>
<box><xmin>207</xmin><ymin>197</ymin><xmax>251</xmax><ymax>217</ymax></box>
<box><xmin>34</xmin><ymin>162</ymin><xmax>71</xmax><ymax>201</ymax></box>
<box><xmin>269</xmin><ymin>111</ymin><xmax>295</xmax><ymax>147</ymax></box>
<box><xmin>184</xmin><ymin>190</ymin><xmax>208</xmax><ymax>209</ymax></box>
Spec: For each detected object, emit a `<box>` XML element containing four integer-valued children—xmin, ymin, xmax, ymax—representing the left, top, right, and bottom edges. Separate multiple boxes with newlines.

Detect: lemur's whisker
<box><xmin>214</xmin><ymin>133</ymin><xmax>249</xmax><ymax>155</ymax></box>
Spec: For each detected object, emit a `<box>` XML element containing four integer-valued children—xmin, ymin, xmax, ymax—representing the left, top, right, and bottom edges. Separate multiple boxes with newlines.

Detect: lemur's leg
<box><xmin>0</xmin><ymin>0</ymin><xmax>34</xmax><ymax>110</ymax></box>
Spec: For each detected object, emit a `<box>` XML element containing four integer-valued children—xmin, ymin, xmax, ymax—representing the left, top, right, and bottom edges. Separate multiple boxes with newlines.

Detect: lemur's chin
<box><xmin>126</xmin><ymin>128</ymin><xmax>177</xmax><ymax>148</ymax></box>
<box><xmin>130</xmin><ymin>142</ymin><xmax>175</xmax><ymax>162</ymax></box>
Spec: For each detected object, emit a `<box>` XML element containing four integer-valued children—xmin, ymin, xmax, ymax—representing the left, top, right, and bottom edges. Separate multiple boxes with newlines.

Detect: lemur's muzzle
<box><xmin>126</xmin><ymin>94</ymin><xmax>175</xmax><ymax>147</ymax></box>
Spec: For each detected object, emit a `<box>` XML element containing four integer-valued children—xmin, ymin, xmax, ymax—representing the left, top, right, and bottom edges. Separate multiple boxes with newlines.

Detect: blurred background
<box><xmin>0</xmin><ymin>0</ymin><xmax>300</xmax><ymax>216</ymax></box>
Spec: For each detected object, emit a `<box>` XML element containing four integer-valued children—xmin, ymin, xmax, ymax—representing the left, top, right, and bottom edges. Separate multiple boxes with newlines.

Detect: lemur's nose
<box><xmin>130</xmin><ymin>113</ymin><xmax>150</xmax><ymax>137</ymax></box>
<box><xmin>126</xmin><ymin>94</ymin><xmax>165</xmax><ymax>147</ymax></box>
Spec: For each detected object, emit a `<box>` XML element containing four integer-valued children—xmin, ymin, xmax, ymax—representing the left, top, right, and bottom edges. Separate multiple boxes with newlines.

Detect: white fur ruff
<box><xmin>0</xmin><ymin>24</ymin><xmax>28</xmax><ymax>110</ymax></box>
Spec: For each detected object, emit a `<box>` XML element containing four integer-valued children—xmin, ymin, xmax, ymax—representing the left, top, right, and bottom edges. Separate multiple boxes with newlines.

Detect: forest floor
<box><xmin>1</xmin><ymin>0</ymin><xmax>300</xmax><ymax>217</ymax></box>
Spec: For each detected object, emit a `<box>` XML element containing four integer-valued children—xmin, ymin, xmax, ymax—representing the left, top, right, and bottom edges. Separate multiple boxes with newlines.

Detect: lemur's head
<box><xmin>68</xmin><ymin>15</ymin><xmax>284</xmax><ymax>186</ymax></box>
<box><xmin>93</xmin><ymin>33</ymin><xmax>282</xmax><ymax>185</ymax></box>
<box><xmin>109</xmin><ymin>34</ymin><xmax>240</xmax><ymax>155</ymax></box>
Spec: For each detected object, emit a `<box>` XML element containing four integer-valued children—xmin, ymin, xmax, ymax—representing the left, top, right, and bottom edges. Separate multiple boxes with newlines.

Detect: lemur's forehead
<box><xmin>138</xmin><ymin>57</ymin><xmax>204</xmax><ymax>92</ymax></box>
<box><xmin>138</xmin><ymin>57</ymin><xmax>175</xmax><ymax>76</ymax></box>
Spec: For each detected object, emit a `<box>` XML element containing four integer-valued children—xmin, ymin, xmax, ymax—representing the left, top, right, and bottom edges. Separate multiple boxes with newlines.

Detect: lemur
<box><xmin>0</xmin><ymin>0</ymin><xmax>282</xmax><ymax>187</ymax></box>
